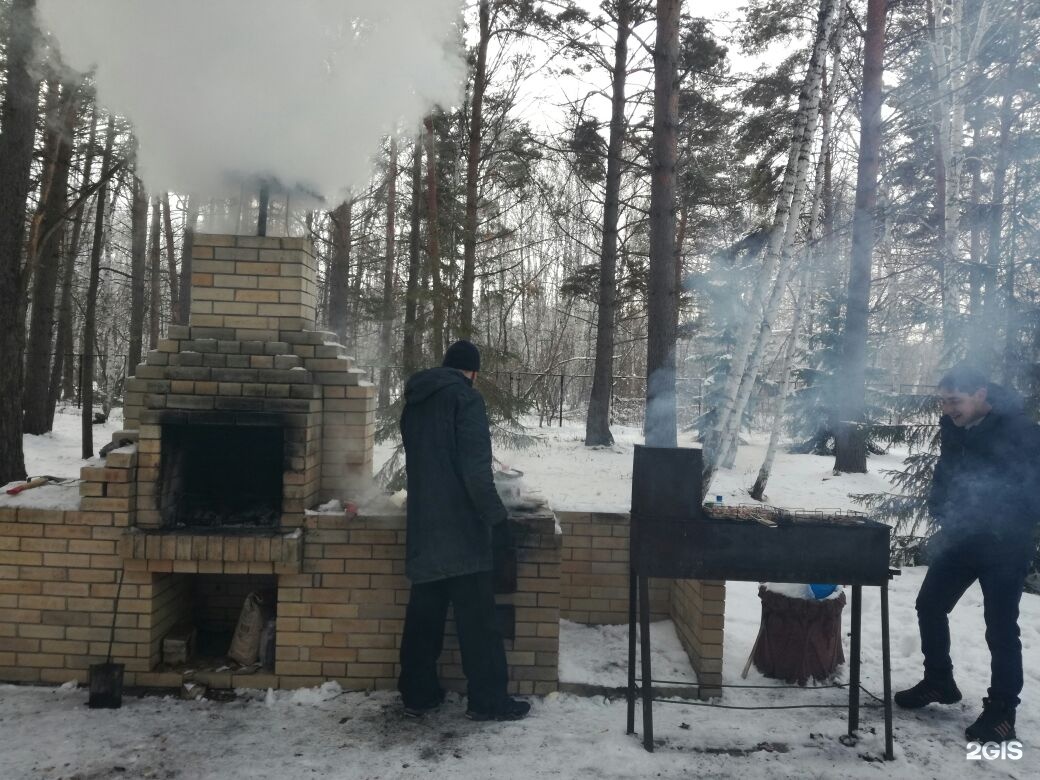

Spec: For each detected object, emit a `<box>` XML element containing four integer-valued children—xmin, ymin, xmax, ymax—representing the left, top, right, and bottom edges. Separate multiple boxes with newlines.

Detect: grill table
<box><xmin>625</xmin><ymin>445</ymin><xmax>896</xmax><ymax>760</ymax></box>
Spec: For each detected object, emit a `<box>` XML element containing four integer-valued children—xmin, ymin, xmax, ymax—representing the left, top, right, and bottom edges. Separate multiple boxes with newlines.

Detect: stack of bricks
<box><xmin>556</xmin><ymin>510</ymin><xmax>725</xmax><ymax>700</ymax></box>
<box><xmin>118</xmin><ymin>527</ymin><xmax>303</xmax><ymax>573</ymax></box>
<box><xmin>670</xmin><ymin>579</ymin><xmax>726</xmax><ymax>697</ymax></box>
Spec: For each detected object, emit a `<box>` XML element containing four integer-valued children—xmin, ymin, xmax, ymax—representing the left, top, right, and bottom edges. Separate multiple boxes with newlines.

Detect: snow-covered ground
<box><xmin>376</xmin><ymin>418</ymin><xmax>907</xmax><ymax>515</ymax></box>
<box><xmin>20</xmin><ymin>405</ymin><xmax>125</xmax><ymax>480</ymax></box>
<box><xmin>3</xmin><ymin>410</ymin><xmax>1037</xmax><ymax>778</ymax></box>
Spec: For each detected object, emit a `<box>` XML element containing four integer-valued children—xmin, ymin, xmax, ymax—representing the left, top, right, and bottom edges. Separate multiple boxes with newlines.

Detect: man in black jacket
<box><xmin>397</xmin><ymin>340</ymin><xmax>530</xmax><ymax>721</ymax></box>
<box><xmin>895</xmin><ymin>365</ymin><xmax>1039</xmax><ymax>743</ymax></box>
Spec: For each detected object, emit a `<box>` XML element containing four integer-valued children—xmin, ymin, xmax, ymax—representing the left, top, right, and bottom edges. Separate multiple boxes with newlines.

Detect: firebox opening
<box><xmin>160</xmin><ymin>423</ymin><xmax>284</xmax><ymax>529</ymax></box>
<box><xmin>153</xmin><ymin>573</ymin><xmax>278</xmax><ymax>672</ymax></box>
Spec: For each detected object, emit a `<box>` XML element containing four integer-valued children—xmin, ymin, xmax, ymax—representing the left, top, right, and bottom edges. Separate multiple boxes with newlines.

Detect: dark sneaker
<box><xmin>965</xmin><ymin>698</ymin><xmax>1016</xmax><ymax>743</ymax></box>
<box><xmin>402</xmin><ymin>691</ymin><xmax>446</xmax><ymax>719</ymax></box>
<box><xmin>466</xmin><ymin>698</ymin><xmax>531</xmax><ymax>722</ymax></box>
<box><xmin>894</xmin><ymin>678</ymin><xmax>962</xmax><ymax>709</ymax></box>
<box><xmin>403</xmin><ymin>702</ymin><xmax>438</xmax><ymax>718</ymax></box>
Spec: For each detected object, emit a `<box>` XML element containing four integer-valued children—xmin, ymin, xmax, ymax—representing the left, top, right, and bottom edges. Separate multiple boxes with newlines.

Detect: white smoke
<box><xmin>36</xmin><ymin>0</ymin><xmax>465</xmax><ymax>202</ymax></box>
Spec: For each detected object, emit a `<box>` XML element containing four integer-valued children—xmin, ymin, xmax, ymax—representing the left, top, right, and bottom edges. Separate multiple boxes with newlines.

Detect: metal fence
<box><xmin>365</xmin><ymin>365</ymin><xmax>946</xmax><ymax>433</ymax></box>
<box><xmin>361</xmin><ymin>365</ymin><xmax>705</xmax><ymax>430</ymax></box>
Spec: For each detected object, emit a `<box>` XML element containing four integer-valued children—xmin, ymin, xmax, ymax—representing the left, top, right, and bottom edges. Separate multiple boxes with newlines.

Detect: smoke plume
<box><xmin>36</xmin><ymin>0</ymin><xmax>465</xmax><ymax>202</ymax></box>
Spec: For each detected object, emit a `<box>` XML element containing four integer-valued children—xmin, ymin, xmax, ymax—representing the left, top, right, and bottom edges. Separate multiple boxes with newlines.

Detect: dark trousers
<box><xmin>917</xmin><ymin>533</ymin><xmax>1032</xmax><ymax>706</ymax></box>
<box><xmin>398</xmin><ymin>570</ymin><xmax>508</xmax><ymax>713</ymax></box>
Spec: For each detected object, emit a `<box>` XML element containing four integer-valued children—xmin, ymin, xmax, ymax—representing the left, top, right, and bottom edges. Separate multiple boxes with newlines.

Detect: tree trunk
<box><xmin>177</xmin><ymin>196</ymin><xmax>198</xmax><ymax>326</ymax></box>
<box><xmin>834</xmin><ymin>0</ymin><xmax>887</xmax><ymax>474</ymax></box>
<box><xmin>0</xmin><ymin>0</ymin><xmax>40</xmax><ymax>483</ymax></box>
<box><xmin>162</xmin><ymin>193</ymin><xmax>179</xmax><ymax>320</ymax></box>
<box><xmin>23</xmin><ymin>78</ymin><xmax>62</xmax><ymax>285</ymax></box>
<box><xmin>328</xmin><ymin>199</ymin><xmax>353</xmax><ymax>344</ymax></box>
<box><xmin>980</xmin><ymin>0</ymin><xmax>1021</xmax><ymax>368</ymax></box>
<box><xmin>378</xmin><ymin>138</ymin><xmax>398</xmax><ymax>409</ymax></box>
<box><xmin>82</xmin><ymin>120</ymin><xmax>117</xmax><ymax>459</ymax></box>
<box><xmin>929</xmin><ymin>0</ymin><xmax>991</xmax><ymax>347</ymax></box>
<box><xmin>928</xmin><ymin>1</ymin><xmax>951</xmax><ymax>337</ymax></box>
<box><xmin>52</xmin><ymin>104</ymin><xmax>98</xmax><ymax>411</ymax></box>
<box><xmin>424</xmin><ymin>115</ymin><xmax>445</xmax><ymax>360</ymax></box>
<box><xmin>459</xmin><ymin>0</ymin><xmax>490</xmax><ymax>340</ymax></box>
<box><xmin>148</xmin><ymin>196</ymin><xmax>162</xmax><ymax>349</ymax></box>
<box><xmin>967</xmin><ymin>119</ymin><xmax>983</xmax><ymax>317</ymax></box>
<box><xmin>645</xmin><ymin>0</ymin><xmax>681</xmax><ymax>448</ymax></box>
<box><xmin>128</xmin><ymin>174</ymin><xmax>148</xmax><ymax>373</ymax></box>
<box><xmin>585</xmin><ymin>0</ymin><xmax>631</xmax><ymax>448</ymax></box>
<box><xmin>705</xmin><ymin>0</ymin><xmax>840</xmax><ymax>477</ymax></box>
<box><xmin>1002</xmin><ymin>172</ymin><xmax>1021</xmax><ymax>385</ymax></box>
<box><xmin>24</xmin><ymin>81</ymin><xmax>79</xmax><ymax>434</ymax></box>
<box><xmin>403</xmin><ymin>136</ymin><xmax>424</xmax><ymax>375</ymax></box>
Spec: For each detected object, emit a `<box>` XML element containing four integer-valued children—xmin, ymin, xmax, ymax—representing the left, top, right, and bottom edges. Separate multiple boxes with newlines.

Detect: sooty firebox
<box><xmin>159</xmin><ymin>419</ymin><xmax>283</xmax><ymax>529</ymax></box>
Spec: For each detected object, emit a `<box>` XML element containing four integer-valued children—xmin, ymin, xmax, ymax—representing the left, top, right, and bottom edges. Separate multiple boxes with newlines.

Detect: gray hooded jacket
<box><xmin>400</xmin><ymin>367</ymin><xmax>507</xmax><ymax>583</ymax></box>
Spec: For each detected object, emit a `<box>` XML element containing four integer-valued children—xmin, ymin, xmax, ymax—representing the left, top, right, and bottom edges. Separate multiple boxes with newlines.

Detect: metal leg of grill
<box><xmin>848</xmin><ymin>584</ymin><xmax>862</xmax><ymax>735</ymax></box>
<box><xmin>881</xmin><ymin>581</ymin><xmax>894</xmax><ymax>760</ymax></box>
<box><xmin>639</xmin><ymin>575</ymin><xmax>654</xmax><ymax>751</ymax></box>
<box><xmin>626</xmin><ymin>568</ymin><xmax>636</xmax><ymax>735</ymax></box>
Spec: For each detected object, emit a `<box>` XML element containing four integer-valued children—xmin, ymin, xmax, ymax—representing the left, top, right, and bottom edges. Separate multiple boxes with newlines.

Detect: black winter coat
<box><xmin>400</xmin><ymin>367</ymin><xmax>507</xmax><ymax>584</ymax></box>
<box><xmin>928</xmin><ymin>383</ymin><xmax>1040</xmax><ymax>542</ymax></box>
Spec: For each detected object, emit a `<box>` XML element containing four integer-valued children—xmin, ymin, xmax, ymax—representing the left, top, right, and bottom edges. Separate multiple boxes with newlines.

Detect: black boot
<box><xmin>894</xmin><ymin>678</ymin><xmax>962</xmax><ymax>709</ymax></box>
<box><xmin>965</xmin><ymin>698</ymin><xmax>1016</xmax><ymax>743</ymax></box>
<box><xmin>465</xmin><ymin>697</ymin><xmax>531</xmax><ymax>721</ymax></box>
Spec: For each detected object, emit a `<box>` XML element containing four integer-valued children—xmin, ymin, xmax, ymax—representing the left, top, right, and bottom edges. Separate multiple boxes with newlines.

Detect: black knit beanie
<box><xmin>442</xmin><ymin>340</ymin><xmax>481</xmax><ymax>372</ymax></box>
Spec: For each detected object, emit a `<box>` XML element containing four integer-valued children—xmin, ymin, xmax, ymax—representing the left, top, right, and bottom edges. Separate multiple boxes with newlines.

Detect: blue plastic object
<box><xmin>809</xmin><ymin>583</ymin><xmax>837</xmax><ymax>599</ymax></box>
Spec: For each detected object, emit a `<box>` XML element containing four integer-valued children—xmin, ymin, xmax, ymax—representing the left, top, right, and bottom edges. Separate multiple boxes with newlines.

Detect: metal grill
<box><xmin>626</xmin><ymin>444</ymin><xmax>896</xmax><ymax>761</ymax></box>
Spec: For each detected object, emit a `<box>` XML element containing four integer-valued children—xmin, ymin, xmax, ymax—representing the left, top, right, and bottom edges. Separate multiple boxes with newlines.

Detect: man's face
<box><xmin>938</xmin><ymin>387</ymin><xmax>989</xmax><ymax>427</ymax></box>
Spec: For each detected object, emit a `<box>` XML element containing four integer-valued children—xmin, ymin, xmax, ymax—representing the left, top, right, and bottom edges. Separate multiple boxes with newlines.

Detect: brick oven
<box><xmin>125</xmin><ymin>232</ymin><xmax>374</xmax><ymax>523</ymax></box>
<box><xmin>0</xmin><ymin>235</ymin><xmax>724</xmax><ymax>699</ymax></box>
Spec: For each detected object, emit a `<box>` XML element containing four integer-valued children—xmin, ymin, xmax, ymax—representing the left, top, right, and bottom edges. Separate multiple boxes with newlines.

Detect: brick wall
<box><xmin>1</xmin><ymin>478</ymin><xmax>561</xmax><ymax>694</ymax></box>
<box><xmin>557</xmin><ymin>511</ymin><xmax>670</xmax><ymax>623</ymax></box>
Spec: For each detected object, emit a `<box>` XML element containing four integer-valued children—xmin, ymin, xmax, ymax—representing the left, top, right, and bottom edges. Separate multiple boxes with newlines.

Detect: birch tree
<box><xmin>424</xmin><ymin>115</ymin><xmax>446</xmax><ymax>360</ymax></box>
<box><xmin>402</xmin><ymin>137</ymin><xmax>423</xmax><ymax>376</ymax></box>
<box><xmin>148</xmin><ymin>196</ymin><xmax>162</xmax><ymax>349</ymax></box>
<box><xmin>378</xmin><ymin>137</ymin><xmax>397</xmax><ymax>410</ymax></box>
<box><xmin>717</xmin><ymin>15</ymin><xmax>844</xmax><ymax>470</ymax></box>
<box><xmin>128</xmin><ymin>174</ymin><xmax>148</xmax><ymax>373</ymax></box>
<box><xmin>162</xmin><ymin>193</ymin><xmax>179</xmax><ymax>321</ymax></box>
<box><xmin>703</xmin><ymin>0</ymin><xmax>840</xmax><ymax>485</ymax></box>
